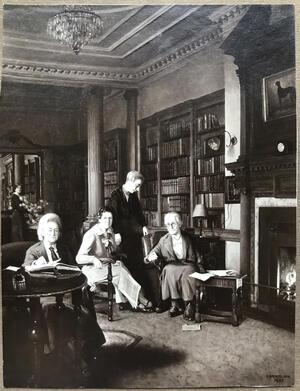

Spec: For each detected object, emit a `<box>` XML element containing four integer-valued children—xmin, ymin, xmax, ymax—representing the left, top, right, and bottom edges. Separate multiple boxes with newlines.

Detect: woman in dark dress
<box><xmin>108</xmin><ymin>170</ymin><xmax>161</xmax><ymax>309</ymax></box>
<box><xmin>11</xmin><ymin>184</ymin><xmax>28</xmax><ymax>241</ymax></box>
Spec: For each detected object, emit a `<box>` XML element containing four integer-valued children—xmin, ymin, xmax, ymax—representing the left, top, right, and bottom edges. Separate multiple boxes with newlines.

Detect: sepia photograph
<box><xmin>0</xmin><ymin>3</ymin><xmax>297</xmax><ymax>389</ymax></box>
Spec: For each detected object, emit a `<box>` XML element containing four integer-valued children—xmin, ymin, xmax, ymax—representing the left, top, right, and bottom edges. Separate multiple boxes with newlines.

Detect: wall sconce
<box><xmin>192</xmin><ymin>203</ymin><xmax>207</xmax><ymax>237</ymax></box>
<box><xmin>225</xmin><ymin>130</ymin><xmax>238</xmax><ymax>147</ymax></box>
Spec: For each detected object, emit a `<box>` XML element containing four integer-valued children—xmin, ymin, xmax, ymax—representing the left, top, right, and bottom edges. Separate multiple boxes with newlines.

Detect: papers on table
<box><xmin>208</xmin><ymin>269</ymin><xmax>239</xmax><ymax>277</ymax></box>
<box><xmin>189</xmin><ymin>272</ymin><xmax>214</xmax><ymax>281</ymax></box>
<box><xmin>189</xmin><ymin>269</ymin><xmax>239</xmax><ymax>281</ymax></box>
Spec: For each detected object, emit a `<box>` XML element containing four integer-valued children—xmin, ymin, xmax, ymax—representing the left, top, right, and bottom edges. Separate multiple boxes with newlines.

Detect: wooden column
<box><xmin>14</xmin><ymin>154</ymin><xmax>24</xmax><ymax>188</ymax></box>
<box><xmin>86</xmin><ymin>88</ymin><xmax>104</xmax><ymax>223</ymax></box>
<box><xmin>238</xmin><ymin>71</ymin><xmax>251</xmax><ymax>277</ymax></box>
<box><xmin>124</xmin><ymin>89</ymin><xmax>138</xmax><ymax>170</ymax></box>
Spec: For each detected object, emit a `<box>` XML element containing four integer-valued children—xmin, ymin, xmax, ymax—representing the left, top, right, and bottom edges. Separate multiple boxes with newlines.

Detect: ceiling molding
<box><xmin>107</xmin><ymin>5</ymin><xmax>174</xmax><ymax>52</ymax></box>
<box><xmin>1</xmin><ymin>28</ymin><xmax>223</xmax><ymax>87</ymax></box>
<box><xmin>2</xmin><ymin>5</ymin><xmax>250</xmax><ymax>88</ymax></box>
<box><xmin>3</xmin><ymin>5</ymin><xmax>194</xmax><ymax>60</ymax></box>
<box><xmin>123</xmin><ymin>6</ymin><xmax>199</xmax><ymax>59</ymax></box>
<box><xmin>93</xmin><ymin>6</ymin><xmax>142</xmax><ymax>44</ymax></box>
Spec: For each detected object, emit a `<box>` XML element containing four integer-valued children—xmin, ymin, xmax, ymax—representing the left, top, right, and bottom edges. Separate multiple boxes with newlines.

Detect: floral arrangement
<box><xmin>22</xmin><ymin>198</ymin><xmax>49</xmax><ymax>224</ymax></box>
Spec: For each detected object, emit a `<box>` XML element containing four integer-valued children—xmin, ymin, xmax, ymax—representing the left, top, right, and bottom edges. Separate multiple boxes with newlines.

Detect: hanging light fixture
<box><xmin>47</xmin><ymin>5</ymin><xmax>103</xmax><ymax>55</ymax></box>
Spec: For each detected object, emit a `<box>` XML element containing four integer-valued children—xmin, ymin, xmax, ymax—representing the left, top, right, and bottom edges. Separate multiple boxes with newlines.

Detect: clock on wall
<box><xmin>207</xmin><ymin>136</ymin><xmax>221</xmax><ymax>151</ymax></box>
<box><xmin>203</xmin><ymin>134</ymin><xmax>224</xmax><ymax>158</ymax></box>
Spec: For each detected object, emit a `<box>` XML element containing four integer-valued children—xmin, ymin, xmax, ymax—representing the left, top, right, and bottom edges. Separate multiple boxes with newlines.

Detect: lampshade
<box><xmin>192</xmin><ymin>204</ymin><xmax>207</xmax><ymax>218</ymax></box>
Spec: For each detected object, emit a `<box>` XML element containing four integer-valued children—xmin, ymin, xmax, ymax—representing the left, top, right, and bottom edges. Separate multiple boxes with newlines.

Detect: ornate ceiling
<box><xmin>2</xmin><ymin>4</ymin><xmax>249</xmax><ymax>88</ymax></box>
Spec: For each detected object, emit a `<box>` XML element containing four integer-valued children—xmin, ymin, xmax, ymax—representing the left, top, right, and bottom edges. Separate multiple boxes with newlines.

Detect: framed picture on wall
<box><xmin>262</xmin><ymin>67</ymin><xmax>296</xmax><ymax>122</ymax></box>
<box><xmin>225</xmin><ymin>176</ymin><xmax>240</xmax><ymax>203</ymax></box>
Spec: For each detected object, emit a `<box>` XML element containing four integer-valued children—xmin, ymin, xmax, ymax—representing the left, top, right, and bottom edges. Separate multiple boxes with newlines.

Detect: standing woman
<box><xmin>108</xmin><ymin>170</ymin><xmax>161</xmax><ymax>309</ymax></box>
<box><xmin>11</xmin><ymin>184</ymin><xmax>28</xmax><ymax>241</ymax></box>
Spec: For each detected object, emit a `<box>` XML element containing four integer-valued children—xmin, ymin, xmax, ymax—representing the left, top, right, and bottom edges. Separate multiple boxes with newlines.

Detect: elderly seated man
<box><xmin>76</xmin><ymin>206</ymin><xmax>153</xmax><ymax>312</ymax></box>
<box><xmin>145</xmin><ymin>212</ymin><xmax>204</xmax><ymax>320</ymax></box>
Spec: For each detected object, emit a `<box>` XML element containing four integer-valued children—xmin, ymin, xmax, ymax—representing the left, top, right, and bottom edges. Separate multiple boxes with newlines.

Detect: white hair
<box><xmin>164</xmin><ymin>212</ymin><xmax>182</xmax><ymax>226</ymax></box>
<box><xmin>126</xmin><ymin>170</ymin><xmax>144</xmax><ymax>183</ymax></box>
<box><xmin>37</xmin><ymin>213</ymin><xmax>62</xmax><ymax>241</ymax></box>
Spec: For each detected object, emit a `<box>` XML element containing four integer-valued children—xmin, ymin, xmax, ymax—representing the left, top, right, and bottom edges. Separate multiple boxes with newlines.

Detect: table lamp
<box><xmin>192</xmin><ymin>203</ymin><xmax>207</xmax><ymax>237</ymax></box>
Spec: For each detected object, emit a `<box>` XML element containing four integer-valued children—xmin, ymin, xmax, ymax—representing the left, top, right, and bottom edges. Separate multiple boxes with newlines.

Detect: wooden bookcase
<box><xmin>103</xmin><ymin>128</ymin><xmax>127</xmax><ymax>204</ymax></box>
<box><xmin>193</xmin><ymin>90</ymin><xmax>225</xmax><ymax>230</ymax></box>
<box><xmin>139</xmin><ymin>89</ymin><xmax>225</xmax><ymax>231</ymax></box>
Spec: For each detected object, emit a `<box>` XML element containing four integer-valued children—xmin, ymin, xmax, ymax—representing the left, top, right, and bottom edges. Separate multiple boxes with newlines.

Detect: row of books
<box><xmin>141</xmin><ymin>197</ymin><xmax>157</xmax><ymax>211</ymax></box>
<box><xmin>142</xmin><ymin>180</ymin><xmax>158</xmax><ymax>197</ymax></box>
<box><xmin>104</xmin><ymin>159</ymin><xmax>118</xmax><ymax>172</ymax></box>
<box><xmin>195</xmin><ymin>193</ymin><xmax>224</xmax><ymax>208</ymax></box>
<box><xmin>161</xmin><ymin>137</ymin><xmax>190</xmax><ymax>158</ymax></box>
<box><xmin>104</xmin><ymin>171</ymin><xmax>118</xmax><ymax>185</ymax></box>
<box><xmin>162</xmin><ymin>212</ymin><xmax>189</xmax><ymax>227</ymax></box>
<box><xmin>161</xmin><ymin>157</ymin><xmax>190</xmax><ymax>178</ymax></box>
<box><xmin>194</xmin><ymin>155</ymin><xmax>224</xmax><ymax>175</ymax></box>
<box><xmin>195</xmin><ymin>113</ymin><xmax>221</xmax><ymax>133</ymax></box>
<box><xmin>142</xmin><ymin>145</ymin><xmax>158</xmax><ymax>162</ymax></box>
<box><xmin>141</xmin><ymin>163</ymin><xmax>157</xmax><ymax>180</ymax></box>
<box><xmin>104</xmin><ymin>140</ymin><xmax>118</xmax><ymax>159</ymax></box>
<box><xmin>144</xmin><ymin>211</ymin><xmax>159</xmax><ymax>227</ymax></box>
<box><xmin>162</xmin><ymin>195</ymin><xmax>189</xmax><ymax>213</ymax></box>
<box><xmin>195</xmin><ymin>174</ymin><xmax>224</xmax><ymax>192</ymax></box>
<box><xmin>104</xmin><ymin>184</ymin><xmax>117</xmax><ymax>198</ymax></box>
<box><xmin>145</xmin><ymin>126</ymin><xmax>159</xmax><ymax>146</ymax></box>
<box><xmin>161</xmin><ymin>119</ymin><xmax>191</xmax><ymax>141</ymax></box>
<box><xmin>161</xmin><ymin>177</ymin><xmax>190</xmax><ymax>194</ymax></box>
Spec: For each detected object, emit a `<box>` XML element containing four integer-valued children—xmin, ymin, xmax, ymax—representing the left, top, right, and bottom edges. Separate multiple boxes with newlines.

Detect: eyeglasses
<box><xmin>165</xmin><ymin>222</ymin><xmax>179</xmax><ymax>227</ymax></box>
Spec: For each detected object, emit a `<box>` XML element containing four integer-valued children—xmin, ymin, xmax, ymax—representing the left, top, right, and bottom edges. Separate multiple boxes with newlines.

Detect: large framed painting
<box><xmin>262</xmin><ymin>68</ymin><xmax>296</xmax><ymax>122</ymax></box>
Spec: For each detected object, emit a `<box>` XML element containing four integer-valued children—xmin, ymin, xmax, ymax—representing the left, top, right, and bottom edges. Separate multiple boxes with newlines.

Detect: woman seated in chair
<box><xmin>145</xmin><ymin>212</ymin><xmax>204</xmax><ymax>321</ymax></box>
<box><xmin>22</xmin><ymin>213</ymin><xmax>105</xmax><ymax>376</ymax></box>
<box><xmin>76</xmin><ymin>206</ymin><xmax>153</xmax><ymax>312</ymax></box>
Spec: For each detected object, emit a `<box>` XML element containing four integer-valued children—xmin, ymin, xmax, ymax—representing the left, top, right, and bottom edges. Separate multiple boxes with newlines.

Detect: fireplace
<box><xmin>254</xmin><ymin>200</ymin><xmax>296</xmax><ymax>324</ymax></box>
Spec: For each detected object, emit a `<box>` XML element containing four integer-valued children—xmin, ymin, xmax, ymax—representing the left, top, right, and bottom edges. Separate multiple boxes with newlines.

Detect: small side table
<box><xmin>3</xmin><ymin>272</ymin><xmax>87</xmax><ymax>387</ymax></box>
<box><xmin>195</xmin><ymin>274</ymin><xmax>247</xmax><ymax>326</ymax></box>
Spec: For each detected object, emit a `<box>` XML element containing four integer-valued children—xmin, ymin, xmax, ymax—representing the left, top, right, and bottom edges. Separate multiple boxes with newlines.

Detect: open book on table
<box><xmin>189</xmin><ymin>269</ymin><xmax>239</xmax><ymax>281</ymax></box>
<box><xmin>24</xmin><ymin>257</ymin><xmax>81</xmax><ymax>273</ymax></box>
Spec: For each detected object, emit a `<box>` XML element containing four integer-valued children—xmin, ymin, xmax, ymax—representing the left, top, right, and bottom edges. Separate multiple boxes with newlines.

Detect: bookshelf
<box><xmin>24</xmin><ymin>155</ymin><xmax>41</xmax><ymax>204</ymax></box>
<box><xmin>140</xmin><ymin>121</ymin><xmax>160</xmax><ymax>226</ymax></box>
<box><xmin>103</xmin><ymin>128</ymin><xmax>127</xmax><ymax>204</ymax></box>
<box><xmin>193</xmin><ymin>91</ymin><xmax>225</xmax><ymax>231</ymax></box>
<box><xmin>139</xmin><ymin>89</ymin><xmax>225</xmax><ymax>232</ymax></box>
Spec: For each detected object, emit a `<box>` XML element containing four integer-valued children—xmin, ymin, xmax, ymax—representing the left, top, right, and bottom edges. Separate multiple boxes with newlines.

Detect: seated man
<box><xmin>23</xmin><ymin>213</ymin><xmax>105</xmax><ymax>372</ymax></box>
<box><xmin>76</xmin><ymin>207</ymin><xmax>153</xmax><ymax>312</ymax></box>
<box><xmin>145</xmin><ymin>212</ymin><xmax>204</xmax><ymax>320</ymax></box>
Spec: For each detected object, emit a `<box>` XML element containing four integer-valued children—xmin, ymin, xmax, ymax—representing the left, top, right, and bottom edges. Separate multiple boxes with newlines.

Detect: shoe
<box><xmin>133</xmin><ymin>301</ymin><xmax>154</xmax><ymax>313</ymax></box>
<box><xmin>168</xmin><ymin>306</ymin><xmax>183</xmax><ymax>317</ymax></box>
<box><xmin>155</xmin><ymin>306</ymin><xmax>164</xmax><ymax>313</ymax></box>
<box><xmin>183</xmin><ymin>302</ymin><xmax>195</xmax><ymax>321</ymax></box>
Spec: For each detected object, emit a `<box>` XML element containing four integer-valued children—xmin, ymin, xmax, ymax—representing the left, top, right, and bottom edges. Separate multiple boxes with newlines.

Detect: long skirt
<box><xmin>82</xmin><ymin>260</ymin><xmax>141</xmax><ymax>308</ymax></box>
<box><xmin>161</xmin><ymin>262</ymin><xmax>197</xmax><ymax>302</ymax></box>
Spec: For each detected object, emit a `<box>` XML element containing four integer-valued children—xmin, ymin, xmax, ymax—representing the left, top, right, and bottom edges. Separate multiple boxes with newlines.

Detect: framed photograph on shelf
<box><xmin>225</xmin><ymin>176</ymin><xmax>240</xmax><ymax>203</ymax></box>
<box><xmin>262</xmin><ymin>67</ymin><xmax>296</xmax><ymax>122</ymax></box>
<box><xmin>202</xmin><ymin>134</ymin><xmax>224</xmax><ymax>158</ymax></box>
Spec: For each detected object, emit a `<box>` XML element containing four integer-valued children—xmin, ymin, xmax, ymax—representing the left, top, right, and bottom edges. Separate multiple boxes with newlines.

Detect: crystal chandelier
<box><xmin>47</xmin><ymin>5</ymin><xmax>103</xmax><ymax>55</ymax></box>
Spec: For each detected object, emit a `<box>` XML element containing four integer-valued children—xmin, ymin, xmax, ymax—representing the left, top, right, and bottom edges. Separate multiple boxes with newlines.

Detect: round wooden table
<box><xmin>3</xmin><ymin>269</ymin><xmax>87</xmax><ymax>387</ymax></box>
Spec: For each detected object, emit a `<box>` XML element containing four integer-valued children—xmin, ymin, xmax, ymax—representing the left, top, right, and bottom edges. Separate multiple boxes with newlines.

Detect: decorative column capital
<box><xmin>124</xmin><ymin>89</ymin><xmax>138</xmax><ymax>101</ymax></box>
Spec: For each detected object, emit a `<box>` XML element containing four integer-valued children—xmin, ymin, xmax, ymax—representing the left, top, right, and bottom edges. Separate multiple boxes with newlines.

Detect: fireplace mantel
<box><xmin>226</xmin><ymin>154</ymin><xmax>296</xmax><ymax>197</ymax></box>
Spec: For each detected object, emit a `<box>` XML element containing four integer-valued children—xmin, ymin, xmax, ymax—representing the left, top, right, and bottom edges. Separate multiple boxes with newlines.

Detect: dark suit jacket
<box><xmin>108</xmin><ymin>186</ymin><xmax>147</xmax><ymax>236</ymax></box>
<box><xmin>23</xmin><ymin>241</ymin><xmax>76</xmax><ymax>267</ymax></box>
<box><xmin>150</xmin><ymin>230</ymin><xmax>204</xmax><ymax>269</ymax></box>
